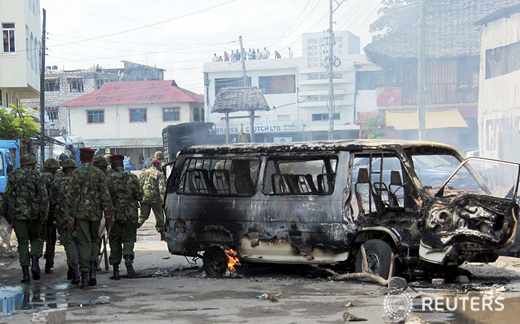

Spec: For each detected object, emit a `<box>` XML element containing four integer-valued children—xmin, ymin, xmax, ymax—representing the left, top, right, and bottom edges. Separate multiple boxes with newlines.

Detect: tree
<box><xmin>361</xmin><ymin>114</ymin><xmax>385</xmax><ymax>139</ymax></box>
<box><xmin>369</xmin><ymin>0</ymin><xmax>416</xmax><ymax>37</ymax></box>
<box><xmin>0</xmin><ymin>104</ymin><xmax>40</xmax><ymax>141</ymax></box>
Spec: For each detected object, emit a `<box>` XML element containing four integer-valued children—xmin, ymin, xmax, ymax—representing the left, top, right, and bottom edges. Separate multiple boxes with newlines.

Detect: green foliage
<box><xmin>0</xmin><ymin>104</ymin><xmax>41</xmax><ymax>141</ymax></box>
<box><xmin>361</xmin><ymin>114</ymin><xmax>385</xmax><ymax>139</ymax></box>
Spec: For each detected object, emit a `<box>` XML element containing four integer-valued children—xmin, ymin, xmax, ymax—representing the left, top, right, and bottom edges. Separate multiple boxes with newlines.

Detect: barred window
<box><xmin>87</xmin><ymin>110</ymin><xmax>104</xmax><ymax>124</ymax></box>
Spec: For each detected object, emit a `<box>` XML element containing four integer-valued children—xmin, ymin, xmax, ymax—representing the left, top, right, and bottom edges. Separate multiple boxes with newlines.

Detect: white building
<box><xmin>60</xmin><ymin>80</ymin><xmax>204</xmax><ymax>164</ymax></box>
<box><xmin>476</xmin><ymin>5</ymin><xmax>520</xmax><ymax>162</ymax></box>
<box><xmin>203</xmin><ymin>31</ymin><xmax>380</xmax><ymax>143</ymax></box>
<box><xmin>0</xmin><ymin>0</ymin><xmax>41</xmax><ymax>108</ymax></box>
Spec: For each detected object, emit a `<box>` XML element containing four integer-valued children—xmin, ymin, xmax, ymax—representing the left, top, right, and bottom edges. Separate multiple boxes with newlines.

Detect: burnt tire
<box><xmin>202</xmin><ymin>246</ymin><xmax>228</xmax><ymax>278</ymax></box>
<box><xmin>355</xmin><ymin>239</ymin><xmax>393</xmax><ymax>280</ymax></box>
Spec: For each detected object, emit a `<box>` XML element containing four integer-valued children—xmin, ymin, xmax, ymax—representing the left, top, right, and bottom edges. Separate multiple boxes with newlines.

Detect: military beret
<box><xmin>110</xmin><ymin>154</ymin><xmax>125</xmax><ymax>161</ymax></box>
<box><xmin>152</xmin><ymin>158</ymin><xmax>160</xmax><ymax>164</ymax></box>
<box><xmin>79</xmin><ymin>147</ymin><xmax>96</xmax><ymax>154</ymax></box>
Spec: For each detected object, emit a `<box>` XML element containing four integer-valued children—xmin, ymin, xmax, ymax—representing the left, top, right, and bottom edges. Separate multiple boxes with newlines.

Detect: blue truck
<box><xmin>0</xmin><ymin>139</ymin><xmax>21</xmax><ymax>202</ymax></box>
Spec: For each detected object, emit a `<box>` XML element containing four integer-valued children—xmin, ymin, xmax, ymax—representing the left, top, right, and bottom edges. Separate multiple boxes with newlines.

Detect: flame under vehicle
<box><xmin>164</xmin><ymin>140</ymin><xmax>520</xmax><ymax>278</ymax></box>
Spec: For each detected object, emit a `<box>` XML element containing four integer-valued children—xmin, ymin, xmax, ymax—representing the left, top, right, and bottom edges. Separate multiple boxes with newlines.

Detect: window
<box><xmin>87</xmin><ymin>110</ymin><xmax>104</xmax><ymax>124</ymax></box>
<box><xmin>96</xmin><ymin>79</ymin><xmax>105</xmax><ymax>89</ymax></box>
<box><xmin>177</xmin><ymin>157</ymin><xmax>260</xmax><ymax>196</ymax></box>
<box><xmin>163</xmin><ymin>108</ymin><xmax>180</xmax><ymax>122</ymax></box>
<box><xmin>312</xmin><ymin>113</ymin><xmax>340</xmax><ymax>121</ymax></box>
<box><xmin>44</xmin><ymin>79</ymin><xmax>60</xmax><ymax>92</ymax></box>
<box><xmin>0</xmin><ymin>153</ymin><xmax>4</xmax><ymax>176</ymax></box>
<box><xmin>129</xmin><ymin>108</ymin><xmax>147</xmax><ymax>122</ymax></box>
<box><xmin>357</xmin><ymin>71</ymin><xmax>381</xmax><ymax>90</ymax></box>
<box><xmin>259</xmin><ymin>75</ymin><xmax>295</xmax><ymax>94</ymax></box>
<box><xmin>68</xmin><ymin>78</ymin><xmax>84</xmax><ymax>93</ymax></box>
<box><xmin>263</xmin><ymin>156</ymin><xmax>337</xmax><ymax>195</ymax></box>
<box><xmin>485</xmin><ymin>41</ymin><xmax>520</xmax><ymax>79</ymax></box>
<box><xmin>47</xmin><ymin>107</ymin><xmax>58</xmax><ymax>121</ymax></box>
<box><xmin>3</xmin><ymin>23</ymin><xmax>15</xmax><ymax>53</ymax></box>
<box><xmin>215</xmin><ymin>77</ymin><xmax>251</xmax><ymax>95</ymax></box>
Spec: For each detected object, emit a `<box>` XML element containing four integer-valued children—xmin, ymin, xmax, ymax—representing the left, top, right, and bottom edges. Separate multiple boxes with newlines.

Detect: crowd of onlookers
<box><xmin>212</xmin><ymin>47</ymin><xmax>293</xmax><ymax>62</ymax></box>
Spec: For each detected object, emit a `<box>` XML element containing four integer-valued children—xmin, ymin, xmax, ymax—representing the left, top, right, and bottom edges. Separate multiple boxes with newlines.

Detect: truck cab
<box><xmin>0</xmin><ymin>139</ymin><xmax>20</xmax><ymax>201</ymax></box>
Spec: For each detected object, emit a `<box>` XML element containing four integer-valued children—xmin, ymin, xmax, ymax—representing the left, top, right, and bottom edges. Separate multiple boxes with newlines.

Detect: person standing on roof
<box><xmin>138</xmin><ymin>158</ymin><xmax>166</xmax><ymax>241</ymax></box>
<box><xmin>107</xmin><ymin>154</ymin><xmax>143</xmax><ymax>279</ymax></box>
<box><xmin>69</xmin><ymin>147</ymin><xmax>114</xmax><ymax>289</ymax></box>
<box><xmin>0</xmin><ymin>154</ymin><xmax>48</xmax><ymax>284</ymax></box>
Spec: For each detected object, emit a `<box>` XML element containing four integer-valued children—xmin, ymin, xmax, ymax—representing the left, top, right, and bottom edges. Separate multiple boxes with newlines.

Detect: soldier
<box><xmin>42</xmin><ymin>158</ymin><xmax>61</xmax><ymax>274</ymax></box>
<box><xmin>107</xmin><ymin>154</ymin><xmax>143</xmax><ymax>279</ymax></box>
<box><xmin>52</xmin><ymin>159</ymin><xmax>80</xmax><ymax>284</ymax></box>
<box><xmin>0</xmin><ymin>154</ymin><xmax>48</xmax><ymax>283</ymax></box>
<box><xmin>70</xmin><ymin>147</ymin><xmax>114</xmax><ymax>289</ymax></box>
<box><xmin>138</xmin><ymin>158</ymin><xmax>166</xmax><ymax>241</ymax></box>
<box><xmin>154</xmin><ymin>151</ymin><xmax>166</xmax><ymax>173</ymax></box>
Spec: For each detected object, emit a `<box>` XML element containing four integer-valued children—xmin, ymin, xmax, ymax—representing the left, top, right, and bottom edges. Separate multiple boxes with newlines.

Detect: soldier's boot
<box><xmin>67</xmin><ymin>265</ymin><xmax>73</xmax><ymax>280</ymax></box>
<box><xmin>80</xmin><ymin>272</ymin><xmax>89</xmax><ymax>290</ymax></box>
<box><xmin>71</xmin><ymin>264</ymin><xmax>80</xmax><ymax>285</ymax></box>
<box><xmin>88</xmin><ymin>262</ymin><xmax>97</xmax><ymax>286</ymax></box>
<box><xmin>110</xmin><ymin>265</ymin><xmax>121</xmax><ymax>280</ymax></box>
<box><xmin>160</xmin><ymin>231</ymin><xmax>166</xmax><ymax>241</ymax></box>
<box><xmin>31</xmin><ymin>256</ymin><xmax>41</xmax><ymax>280</ymax></box>
<box><xmin>124</xmin><ymin>255</ymin><xmax>135</xmax><ymax>278</ymax></box>
<box><xmin>21</xmin><ymin>266</ymin><xmax>30</xmax><ymax>284</ymax></box>
<box><xmin>45</xmin><ymin>260</ymin><xmax>53</xmax><ymax>274</ymax></box>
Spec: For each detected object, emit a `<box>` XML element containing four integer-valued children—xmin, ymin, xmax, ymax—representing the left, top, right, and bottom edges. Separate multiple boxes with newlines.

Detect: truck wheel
<box><xmin>355</xmin><ymin>239</ymin><xmax>393</xmax><ymax>279</ymax></box>
<box><xmin>203</xmin><ymin>245</ymin><xmax>228</xmax><ymax>277</ymax></box>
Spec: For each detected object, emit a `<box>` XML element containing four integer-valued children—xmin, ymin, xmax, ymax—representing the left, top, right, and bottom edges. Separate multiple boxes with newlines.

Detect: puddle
<box><xmin>0</xmin><ymin>285</ymin><xmax>93</xmax><ymax>316</ymax></box>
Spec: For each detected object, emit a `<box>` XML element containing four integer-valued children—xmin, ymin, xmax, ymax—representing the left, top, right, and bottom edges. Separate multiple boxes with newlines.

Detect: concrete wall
<box><xmin>478</xmin><ymin>11</ymin><xmax>520</xmax><ymax>162</ymax></box>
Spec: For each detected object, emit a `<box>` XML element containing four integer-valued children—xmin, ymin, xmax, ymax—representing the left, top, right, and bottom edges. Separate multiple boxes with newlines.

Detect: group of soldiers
<box><xmin>0</xmin><ymin>149</ymin><xmax>167</xmax><ymax>290</ymax></box>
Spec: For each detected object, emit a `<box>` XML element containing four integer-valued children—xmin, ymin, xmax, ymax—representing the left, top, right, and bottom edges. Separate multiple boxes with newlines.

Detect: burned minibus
<box><xmin>164</xmin><ymin>140</ymin><xmax>520</xmax><ymax>278</ymax></box>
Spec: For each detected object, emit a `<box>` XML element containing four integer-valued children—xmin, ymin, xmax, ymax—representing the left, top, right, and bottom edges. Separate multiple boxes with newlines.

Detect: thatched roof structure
<box><xmin>364</xmin><ymin>0</ymin><xmax>519</xmax><ymax>66</ymax></box>
<box><xmin>211</xmin><ymin>87</ymin><xmax>270</xmax><ymax>113</ymax></box>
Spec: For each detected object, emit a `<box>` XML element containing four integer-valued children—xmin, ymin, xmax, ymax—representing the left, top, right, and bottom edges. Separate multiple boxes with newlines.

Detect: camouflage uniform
<box><xmin>42</xmin><ymin>158</ymin><xmax>61</xmax><ymax>273</ymax></box>
<box><xmin>70</xmin><ymin>159</ymin><xmax>114</xmax><ymax>288</ymax></box>
<box><xmin>107</xmin><ymin>162</ymin><xmax>143</xmax><ymax>279</ymax></box>
<box><xmin>0</xmin><ymin>154</ymin><xmax>48</xmax><ymax>283</ymax></box>
<box><xmin>138</xmin><ymin>165</ymin><xmax>166</xmax><ymax>234</ymax></box>
<box><xmin>52</xmin><ymin>159</ymin><xmax>80</xmax><ymax>283</ymax></box>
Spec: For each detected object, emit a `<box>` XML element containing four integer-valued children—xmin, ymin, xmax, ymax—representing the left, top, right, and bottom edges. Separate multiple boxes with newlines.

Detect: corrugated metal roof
<box><xmin>59</xmin><ymin>80</ymin><xmax>203</xmax><ymax>107</ymax></box>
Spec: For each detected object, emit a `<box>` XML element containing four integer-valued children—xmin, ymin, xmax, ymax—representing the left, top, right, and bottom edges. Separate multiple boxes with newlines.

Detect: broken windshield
<box><xmin>435</xmin><ymin>157</ymin><xmax>520</xmax><ymax>200</ymax></box>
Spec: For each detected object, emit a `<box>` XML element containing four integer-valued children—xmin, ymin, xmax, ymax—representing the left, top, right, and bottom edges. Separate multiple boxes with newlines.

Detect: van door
<box><xmin>252</xmin><ymin>154</ymin><xmax>345</xmax><ymax>264</ymax></box>
<box><xmin>0</xmin><ymin>151</ymin><xmax>6</xmax><ymax>196</ymax></box>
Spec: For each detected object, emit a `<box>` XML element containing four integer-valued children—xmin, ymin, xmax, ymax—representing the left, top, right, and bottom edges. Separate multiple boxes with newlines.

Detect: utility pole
<box><xmin>417</xmin><ymin>0</ymin><xmax>426</xmax><ymax>140</ymax></box>
<box><xmin>239</xmin><ymin>35</ymin><xmax>255</xmax><ymax>143</ymax></box>
<box><xmin>327</xmin><ymin>0</ymin><xmax>335</xmax><ymax>140</ymax></box>
<box><xmin>39</xmin><ymin>9</ymin><xmax>46</xmax><ymax>165</ymax></box>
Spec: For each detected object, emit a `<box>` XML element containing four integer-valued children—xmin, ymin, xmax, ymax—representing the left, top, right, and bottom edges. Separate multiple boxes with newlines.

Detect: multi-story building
<box><xmin>0</xmin><ymin>0</ymin><xmax>41</xmax><ymax>108</ymax></box>
<box><xmin>59</xmin><ymin>80</ymin><xmax>204</xmax><ymax>164</ymax></box>
<box><xmin>23</xmin><ymin>61</ymin><xmax>165</xmax><ymax>136</ymax></box>
<box><xmin>203</xmin><ymin>31</ymin><xmax>380</xmax><ymax>143</ymax></box>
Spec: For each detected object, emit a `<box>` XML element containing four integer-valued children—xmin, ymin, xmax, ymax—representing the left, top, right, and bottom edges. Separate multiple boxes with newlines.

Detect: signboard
<box><xmin>214</xmin><ymin>120</ymin><xmax>303</xmax><ymax>135</ymax></box>
<box><xmin>376</xmin><ymin>87</ymin><xmax>402</xmax><ymax>106</ymax></box>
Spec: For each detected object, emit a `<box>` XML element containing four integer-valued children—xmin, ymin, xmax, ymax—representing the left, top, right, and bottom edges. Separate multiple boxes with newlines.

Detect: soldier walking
<box><xmin>42</xmin><ymin>158</ymin><xmax>61</xmax><ymax>274</ymax></box>
<box><xmin>70</xmin><ymin>147</ymin><xmax>114</xmax><ymax>289</ymax></box>
<box><xmin>0</xmin><ymin>154</ymin><xmax>48</xmax><ymax>283</ymax></box>
<box><xmin>52</xmin><ymin>159</ymin><xmax>80</xmax><ymax>284</ymax></box>
<box><xmin>138</xmin><ymin>158</ymin><xmax>166</xmax><ymax>241</ymax></box>
<box><xmin>107</xmin><ymin>154</ymin><xmax>143</xmax><ymax>279</ymax></box>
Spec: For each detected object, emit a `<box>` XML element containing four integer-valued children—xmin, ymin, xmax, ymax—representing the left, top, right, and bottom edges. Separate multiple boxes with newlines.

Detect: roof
<box><xmin>83</xmin><ymin>137</ymin><xmax>162</xmax><ymax>148</ymax></box>
<box><xmin>211</xmin><ymin>87</ymin><xmax>270</xmax><ymax>113</ymax></box>
<box><xmin>475</xmin><ymin>4</ymin><xmax>520</xmax><ymax>25</ymax></box>
<box><xmin>364</xmin><ymin>0</ymin><xmax>519</xmax><ymax>64</ymax></box>
<box><xmin>179</xmin><ymin>139</ymin><xmax>458</xmax><ymax>155</ymax></box>
<box><xmin>59</xmin><ymin>80</ymin><xmax>203</xmax><ymax>107</ymax></box>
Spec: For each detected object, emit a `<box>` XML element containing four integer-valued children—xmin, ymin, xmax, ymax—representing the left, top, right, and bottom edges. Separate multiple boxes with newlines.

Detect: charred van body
<box><xmin>164</xmin><ymin>140</ymin><xmax>520</xmax><ymax>278</ymax></box>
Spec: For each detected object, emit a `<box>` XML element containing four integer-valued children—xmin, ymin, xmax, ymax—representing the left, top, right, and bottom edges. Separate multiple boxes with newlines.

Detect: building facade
<box><xmin>476</xmin><ymin>5</ymin><xmax>520</xmax><ymax>162</ymax></box>
<box><xmin>0</xmin><ymin>0</ymin><xmax>41</xmax><ymax>108</ymax></box>
<box><xmin>60</xmin><ymin>80</ymin><xmax>204</xmax><ymax>165</ymax></box>
<box><xmin>203</xmin><ymin>31</ymin><xmax>380</xmax><ymax>144</ymax></box>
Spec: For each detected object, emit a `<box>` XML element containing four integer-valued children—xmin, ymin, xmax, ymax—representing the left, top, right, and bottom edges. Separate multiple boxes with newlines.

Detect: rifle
<box><xmin>68</xmin><ymin>227</ymin><xmax>79</xmax><ymax>265</ymax></box>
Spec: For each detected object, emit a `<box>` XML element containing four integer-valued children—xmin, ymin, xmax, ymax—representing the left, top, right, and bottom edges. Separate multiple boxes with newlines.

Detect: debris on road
<box><xmin>95</xmin><ymin>296</ymin><xmax>111</xmax><ymax>304</ymax></box>
<box><xmin>342</xmin><ymin>311</ymin><xmax>367</xmax><ymax>322</ymax></box>
<box><xmin>257</xmin><ymin>292</ymin><xmax>282</xmax><ymax>302</ymax></box>
<box><xmin>31</xmin><ymin>309</ymin><xmax>66</xmax><ymax>324</ymax></box>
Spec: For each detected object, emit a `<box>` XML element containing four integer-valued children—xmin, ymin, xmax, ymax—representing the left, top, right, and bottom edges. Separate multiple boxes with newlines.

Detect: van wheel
<box><xmin>355</xmin><ymin>239</ymin><xmax>393</xmax><ymax>279</ymax></box>
<box><xmin>203</xmin><ymin>246</ymin><xmax>228</xmax><ymax>278</ymax></box>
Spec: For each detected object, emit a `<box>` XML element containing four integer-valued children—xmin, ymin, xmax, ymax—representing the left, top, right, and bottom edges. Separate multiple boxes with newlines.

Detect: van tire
<box><xmin>203</xmin><ymin>246</ymin><xmax>228</xmax><ymax>277</ymax></box>
<box><xmin>355</xmin><ymin>239</ymin><xmax>393</xmax><ymax>279</ymax></box>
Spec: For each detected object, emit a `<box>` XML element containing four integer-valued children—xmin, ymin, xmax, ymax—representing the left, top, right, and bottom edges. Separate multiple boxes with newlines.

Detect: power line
<box><xmin>268</xmin><ymin>0</ymin><xmax>315</xmax><ymax>48</ymax></box>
